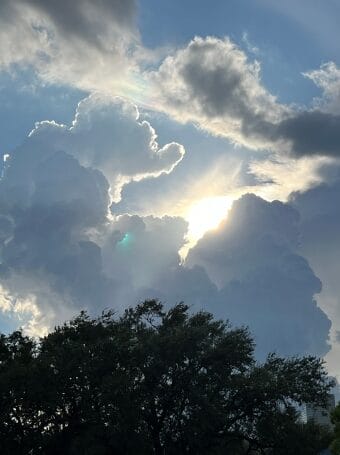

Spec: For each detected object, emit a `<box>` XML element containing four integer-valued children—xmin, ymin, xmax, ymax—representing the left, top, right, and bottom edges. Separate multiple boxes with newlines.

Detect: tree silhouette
<box><xmin>0</xmin><ymin>300</ymin><xmax>334</xmax><ymax>454</ymax></box>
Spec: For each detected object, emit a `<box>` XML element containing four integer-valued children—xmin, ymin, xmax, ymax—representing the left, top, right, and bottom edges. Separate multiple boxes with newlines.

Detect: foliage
<box><xmin>0</xmin><ymin>300</ymin><xmax>334</xmax><ymax>454</ymax></box>
<box><xmin>331</xmin><ymin>402</ymin><xmax>340</xmax><ymax>454</ymax></box>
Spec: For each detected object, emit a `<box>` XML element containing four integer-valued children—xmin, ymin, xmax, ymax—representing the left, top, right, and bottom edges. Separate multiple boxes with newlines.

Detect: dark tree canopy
<box><xmin>331</xmin><ymin>403</ymin><xmax>340</xmax><ymax>454</ymax></box>
<box><xmin>0</xmin><ymin>300</ymin><xmax>334</xmax><ymax>454</ymax></box>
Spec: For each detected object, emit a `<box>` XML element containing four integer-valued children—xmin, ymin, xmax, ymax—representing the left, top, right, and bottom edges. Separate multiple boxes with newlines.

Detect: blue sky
<box><xmin>139</xmin><ymin>0</ymin><xmax>323</xmax><ymax>102</ymax></box>
<box><xmin>1</xmin><ymin>0</ymin><xmax>340</xmax><ymax>379</ymax></box>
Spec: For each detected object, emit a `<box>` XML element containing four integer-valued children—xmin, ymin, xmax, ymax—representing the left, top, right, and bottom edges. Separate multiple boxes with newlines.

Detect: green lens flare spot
<box><xmin>117</xmin><ymin>232</ymin><xmax>133</xmax><ymax>249</ymax></box>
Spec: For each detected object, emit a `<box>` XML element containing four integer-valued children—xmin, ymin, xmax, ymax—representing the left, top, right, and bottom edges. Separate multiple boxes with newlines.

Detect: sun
<box><xmin>186</xmin><ymin>196</ymin><xmax>234</xmax><ymax>244</ymax></box>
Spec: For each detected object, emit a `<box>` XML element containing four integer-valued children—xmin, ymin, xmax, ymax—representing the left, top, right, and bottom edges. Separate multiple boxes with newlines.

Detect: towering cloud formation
<box><xmin>290</xmin><ymin>170</ymin><xmax>340</xmax><ymax>372</ymax></box>
<box><xmin>0</xmin><ymin>88</ymin><xmax>331</xmax><ymax>357</ymax></box>
<box><xmin>186</xmin><ymin>195</ymin><xmax>331</xmax><ymax>358</ymax></box>
<box><xmin>0</xmin><ymin>95</ymin><xmax>184</xmax><ymax>333</ymax></box>
<box><xmin>6</xmin><ymin>94</ymin><xmax>184</xmax><ymax>202</ymax></box>
<box><xmin>0</xmin><ymin>97</ymin><xmax>330</xmax><ymax>360</ymax></box>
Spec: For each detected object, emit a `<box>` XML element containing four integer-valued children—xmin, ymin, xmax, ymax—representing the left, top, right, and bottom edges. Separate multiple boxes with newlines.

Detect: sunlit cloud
<box><xmin>179</xmin><ymin>196</ymin><xmax>234</xmax><ymax>259</ymax></box>
<box><xmin>0</xmin><ymin>284</ymin><xmax>48</xmax><ymax>337</ymax></box>
<box><xmin>249</xmin><ymin>155</ymin><xmax>336</xmax><ymax>202</ymax></box>
<box><xmin>186</xmin><ymin>196</ymin><xmax>234</xmax><ymax>241</ymax></box>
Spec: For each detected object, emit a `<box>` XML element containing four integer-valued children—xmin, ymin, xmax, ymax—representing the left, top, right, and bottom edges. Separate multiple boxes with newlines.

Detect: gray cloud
<box><xmin>110</xmin><ymin>195</ymin><xmax>331</xmax><ymax>360</ymax></box>
<box><xmin>0</xmin><ymin>0</ymin><xmax>138</xmax><ymax>92</ymax></box>
<box><xmin>6</xmin><ymin>94</ymin><xmax>184</xmax><ymax>202</ymax></box>
<box><xmin>0</xmin><ymin>151</ymin><xmax>114</xmax><ymax>317</ymax></box>
<box><xmin>102</xmin><ymin>214</ymin><xmax>188</xmax><ymax>290</ymax></box>
<box><xmin>289</xmin><ymin>170</ymin><xmax>340</xmax><ymax>377</ymax></box>
<box><xmin>149</xmin><ymin>36</ymin><xmax>283</xmax><ymax>151</ymax></box>
<box><xmin>149</xmin><ymin>37</ymin><xmax>340</xmax><ymax>158</ymax></box>
<box><xmin>0</xmin><ymin>95</ymin><xmax>184</xmax><ymax>331</ymax></box>
<box><xmin>24</xmin><ymin>0</ymin><xmax>136</xmax><ymax>47</ymax></box>
<box><xmin>0</xmin><ymin>94</ymin><xmax>331</xmax><ymax>362</ymax></box>
<box><xmin>3</xmin><ymin>4</ymin><xmax>340</xmax><ymax>162</ymax></box>
<box><xmin>186</xmin><ymin>194</ymin><xmax>300</xmax><ymax>286</ymax></box>
<box><xmin>186</xmin><ymin>194</ymin><xmax>331</xmax><ymax>358</ymax></box>
<box><xmin>274</xmin><ymin>111</ymin><xmax>340</xmax><ymax>157</ymax></box>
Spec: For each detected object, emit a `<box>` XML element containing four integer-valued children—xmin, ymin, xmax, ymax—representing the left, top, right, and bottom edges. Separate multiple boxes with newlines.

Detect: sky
<box><xmin>1</xmin><ymin>0</ymin><xmax>340</xmax><ymax>381</ymax></box>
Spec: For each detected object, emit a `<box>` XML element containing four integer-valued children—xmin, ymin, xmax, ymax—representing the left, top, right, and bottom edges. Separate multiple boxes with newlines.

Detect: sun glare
<box><xmin>186</xmin><ymin>196</ymin><xmax>233</xmax><ymax>243</ymax></box>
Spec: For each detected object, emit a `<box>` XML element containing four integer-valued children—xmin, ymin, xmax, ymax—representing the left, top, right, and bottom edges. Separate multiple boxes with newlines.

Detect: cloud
<box><xmin>0</xmin><ymin>95</ymin><xmax>184</xmax><ymax>331</ymax></box>
<box><xmin>6</xmin><ymin>94</ymin><xmax>184</xmax><ymax>202</ymax></box>
<box><xmin>186</xmin><ymin>194</ymin><xmax>331</xmax><ymax>358</ymax></box>
<box><xmin>104</xmin><ymin>193</ymin><xmax>333</xmax><ymax>360</ymax></box>
<box><xmin>0</xmin><ymin>92</ymin><xmax>332</xmax><ymax>363</ymax></box>
<box><xmin>148</xmin><ymin>36</ymin><xmax>284</xmax><ymax>150</ymax></box>
<box><xmin>0</xmin><ymin>283</ymin><xmax>48</xmax><ymax>337</ymax></box>
<box><xmin>304</xmin><ymin>62</ymin><xmax>340</xmax><ymax>114</ymax></box>
<box><xmin>0</xmin><ymin>139</ymin><xmax>331</xmax><ymax>361</ymax></box>
<box><xmin>274</xmin><ymin>110</ymin><xmax>340</xmax><ymax>157</ymax></box>
<box><xmin>148</xmin><ymin>37</ymin><xmax>340</xmax><ymax>158</ymax></box>
<box><xmin>112</xmin><ymin>117</ymin><xmax>333</xmax><ymax>225</ymax></box>
<box><xmin>24</xmin><ymin>0</ymin><xmax>136</xmax><ymax>46</ymax></box>
<box><xmin>2</xmin><ymin>0</ymin><xmax>340</xmax><ymax>161</ymax></box>
<box><xmin>186</xmin><ymin>194</ymin><xmax>300</xmax><ymax>285</ymax></box>
<box><xmin>3</xmin><ymin>4</ymin><xmax>340</xmax><ymax>161</ymax></box>
<box><xmin>102</xmin><ymin>214</ymin><xmax>188</xmax><ymax>290</ymax></box>
<box><xmin>248</xmin><ymin>155</ymin><xmax>333</xmax><ymax>202</ymax></box>
<box><xmin>0</xmin><ymin>151</ymin><xmax>115</xmax><ymax>321</ymax></box>
<box><xmin>113</xmin><ymin>121</ymin><xmax>255</xmax><ymax>219</ymax></box>
<box><xmin>0</xmin><ymin>0</ymin><xmax>139</xmax><ymax>93</ymax></box>
<box><xmin>290</xmin><ymin>169</ymin><xmax>340</xmax><ymax>377</ymax></box>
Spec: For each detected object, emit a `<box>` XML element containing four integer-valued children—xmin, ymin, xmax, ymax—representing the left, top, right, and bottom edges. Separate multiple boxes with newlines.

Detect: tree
<box><xmin>0</xmin><ymin>300</ymin><xmax>334</xmax><ymax>454</ymax></box>
<box><xmin>330</xmin><ymin>402</ymin><xmax>340</xmax><ymax>454</ymax></box>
